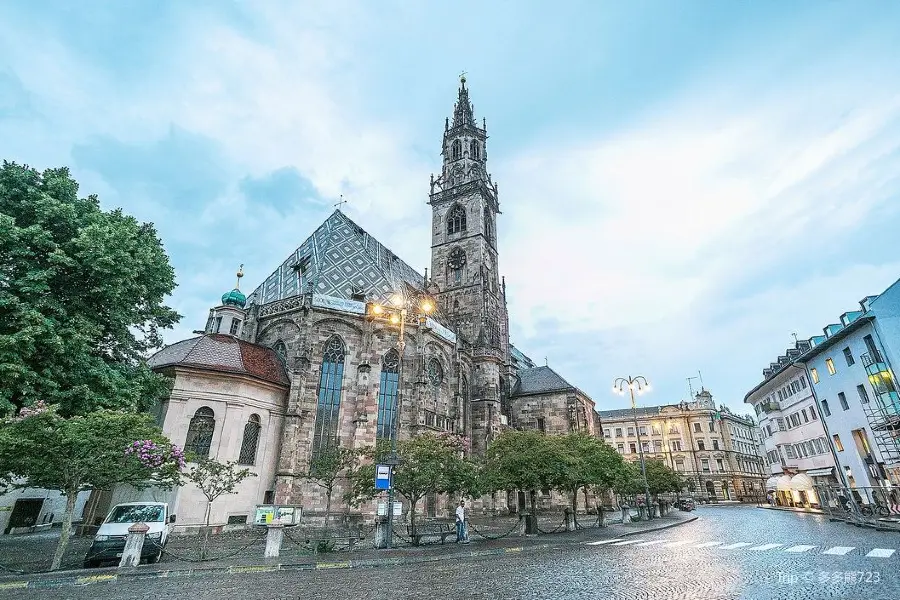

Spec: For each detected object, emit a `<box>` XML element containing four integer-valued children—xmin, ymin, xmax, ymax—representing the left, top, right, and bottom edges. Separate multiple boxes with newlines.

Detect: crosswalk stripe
<box><xmin>693</xmin><ymin>541</ymin><xmax>723</xmax><ymax>548</ymax></box>
<box><xmin>663</xmin><ymin>540</ymin><xmax>694</xmax><ymax>548</ymax></box>
<box><xmin>586</xmin><ymin>538</ymin><xmax>625</xmax><ymax>545</ymax></box>
<box><xmin>635</xmin><ymin>540</ymin><xmax>670</xmax><ymax>547</ymax></box>
<box><xmin>749</xmin><ymin>543</ymin><xmax>783</xmax><ymax>551</ymax></box>
<box><xmin>610</xmin><ymin>539</ymin><xmax>646</xmax><ymax>546</ymax></box>
<box><xmin>822</xmin><ymin>546</ymin><xmax>855</xmax><ymax>555</ymax></box>
<box><xmin>784</xmin><ymin>545</ymin><xmax>817</xmax><ymax>553</ymax></box>
<box><xmin>866</xmin><ymin>548</ymin><xmax>895</xmax><ymax>558</ymax></box>
<box><xmin>719</xmin><ymin>542</ymin><xmax>753</xmax><ymax>550</ymax></box>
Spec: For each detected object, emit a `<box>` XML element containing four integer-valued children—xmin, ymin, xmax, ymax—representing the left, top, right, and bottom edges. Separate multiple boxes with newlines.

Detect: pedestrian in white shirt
<box><xmin>455</xmin><ymin>500</ymin><xmax>468</xmax><ymax>543</ymax></box>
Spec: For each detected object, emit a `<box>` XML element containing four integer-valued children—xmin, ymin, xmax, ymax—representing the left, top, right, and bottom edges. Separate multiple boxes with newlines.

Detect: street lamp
<box><xmin>613</xmin><ymin>375</ymin><xmax>654</xmax><ymax>520</ymax></box>
<box><xmin>366</xmin><ymin>292</ymin><xmax>434</xmax><ymax>549</ymax></box>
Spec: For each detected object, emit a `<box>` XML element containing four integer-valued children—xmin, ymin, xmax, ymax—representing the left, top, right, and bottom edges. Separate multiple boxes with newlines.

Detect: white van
<box><xmin>84</xmin><ymin>502</ymin><xmax>175</xmax><ymax>568</ymax></box>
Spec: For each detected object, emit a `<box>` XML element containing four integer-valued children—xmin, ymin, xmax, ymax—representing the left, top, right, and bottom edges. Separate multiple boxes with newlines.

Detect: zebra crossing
<box><xmin>585</xmin><ymin>537</ymin><xmax>898</xmax><ymax>558</ymax></box>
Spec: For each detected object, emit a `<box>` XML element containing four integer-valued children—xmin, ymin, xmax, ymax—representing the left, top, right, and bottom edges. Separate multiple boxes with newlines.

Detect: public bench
<box><xmin>407</xmin><ymin>521</ymin><xmax>455</xmax><ymax>545</ymax></box>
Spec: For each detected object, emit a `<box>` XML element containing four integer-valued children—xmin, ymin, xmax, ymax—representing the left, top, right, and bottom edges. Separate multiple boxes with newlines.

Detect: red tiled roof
<box><xmin>148</xmin><ymin>334</ymin><xmax>289</xmax><ymax>386</ymax></box>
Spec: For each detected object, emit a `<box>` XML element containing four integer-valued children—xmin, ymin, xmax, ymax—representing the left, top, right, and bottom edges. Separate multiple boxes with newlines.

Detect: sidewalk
<box><xmin>0</xmin><ymin>511</ymin><xmax>698</xmax><ymax>591</ymax></box>
<box><xmin>759</xmin><ymin>505</ymin><xmax>824</xmax><ymax>515</ymax></box>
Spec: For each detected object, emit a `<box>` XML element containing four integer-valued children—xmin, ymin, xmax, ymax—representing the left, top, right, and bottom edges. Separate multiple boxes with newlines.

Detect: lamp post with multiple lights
<box><xmin>366</xmin><ymin>293</ymin><xmax>435</xmax><ymax>549</ymax></box>
<box><xmin>613</xmin><ymin>375</ymin><xmax>654</xmax><ymax>520</ymax></box>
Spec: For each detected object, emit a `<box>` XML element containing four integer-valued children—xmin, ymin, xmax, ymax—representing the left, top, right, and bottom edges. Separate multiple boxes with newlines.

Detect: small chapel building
<box><xmin>122</xmin><ymin>77</ymin><xmax>602</xmax><ymax>529</ymax></box>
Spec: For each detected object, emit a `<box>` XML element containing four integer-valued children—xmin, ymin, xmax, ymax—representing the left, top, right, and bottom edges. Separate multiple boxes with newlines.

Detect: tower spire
<box><xmin>453</xmin><ymin>73</ymin><xmax>475</xmax><ymax>127</ymax></box>
<box><xmin>235</xmin><ymin>264</ymin><xmax>244</xmax><ymax>290</ymax></box>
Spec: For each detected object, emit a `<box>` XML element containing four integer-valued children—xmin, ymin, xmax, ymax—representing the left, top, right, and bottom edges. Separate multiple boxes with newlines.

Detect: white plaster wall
<box><xmin>0</xmin><ymin>484</ymin><xmax>91</xmax><ymax>533</ymax></box>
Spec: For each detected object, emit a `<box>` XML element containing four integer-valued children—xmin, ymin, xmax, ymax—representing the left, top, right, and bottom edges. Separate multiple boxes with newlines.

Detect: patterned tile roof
<box><xmin>247</xmin><ymin>210</ymin><xmax>426</xmax><ymax>306</ymax></box>
<box><xmin>148</xmin><ymin>334</ymin><xmax>289</xmax><ymax>386</ymax></box>
<box><xmin>595</xmin><ymin>406</ymin><xmax>664</xmax><ymax>420</ymax></box>
<box><xmin>511</xmin><ymin>366</ymin><xmax>576</xmax><ymax>396</ymax></box>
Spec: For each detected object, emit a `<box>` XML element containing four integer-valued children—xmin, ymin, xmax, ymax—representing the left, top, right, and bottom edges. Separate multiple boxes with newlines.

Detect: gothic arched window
<box><xmin>451</xmin><ymin>139</ymin><xmax>462</xmax><ymax>161</ymax></box>
<box><xmin>184</xmin><ymin>407</ymin><xmax>215</xmax><ymax>458</ymax></box>
<box><xmin>470</xmin><ymin>140</ymin><xmax>480</xmax><ymax>160</ymax></box>
<box><xmin>427</xmin><ymin>358</ymin><xmax>444</xmax><ymax>386</ymax></box>
<box><xmin>483</xmin><ymin>207</ymin><xmax>493</xmax><ymax>244</ymax></box>
<box><xmin>312</xmin><ymin>336</ymin><xmax>346</xmax><ymax>457</ymax></box>
<box><xmin>447</xmin><ymin>205</ymin><xmax>467</xmax><ymax>235</ymax></box>
<box><xmin>376</xmin><ymin>349</ymin><xmax>401</xmax><ymax>440</ymax></box>
<box><xmin>238</xmin><ymin>414</ymin><xmax>261</xmax><ymax>465</ymax></box>
<box><xmin>273</xmin><ymin>341</ymin><xmax>287</xmax><ymax>364</ymax></box>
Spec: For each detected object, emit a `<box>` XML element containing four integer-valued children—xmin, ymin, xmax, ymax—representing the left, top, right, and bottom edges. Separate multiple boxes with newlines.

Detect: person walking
<box><xmin>455</xmin><ymin>500</ymin><xmax>468</xmax><ymax>543</ymax></box>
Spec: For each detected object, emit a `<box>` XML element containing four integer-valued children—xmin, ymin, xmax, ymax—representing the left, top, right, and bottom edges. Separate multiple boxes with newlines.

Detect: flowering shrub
<box><xmin>14</xmin><ymin>401</ymin><xmax>50</xmax><ymax>421</ymax></box>
<box><xmin>437</xmin><ymin>431</ymin><xmax>470</xmax><ymax>451</ymax></box>
<box><xmin>125</xmin><ymin>440</ymin><xmax>186</xmax><ymax>471</ymax></box>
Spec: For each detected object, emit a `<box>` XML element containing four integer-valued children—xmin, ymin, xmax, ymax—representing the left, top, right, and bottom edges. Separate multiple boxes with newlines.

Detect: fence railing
<box><xmin>814</xmin><ymin>484</ymin><xmax>900</xmax><ymax>528</ymax></box>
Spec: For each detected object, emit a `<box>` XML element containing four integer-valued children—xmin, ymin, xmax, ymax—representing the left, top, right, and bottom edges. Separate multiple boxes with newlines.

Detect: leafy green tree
<box><xmin>613</xmin><ymin>462</ymin><xmax>646</xmax><ymax>497</ymax></box>
<box><xmin>553</xmin><ymin>433</ymin><xmax>628</xmax><ymax>524</ymax></box>
<box><xmin>0</xmin><ymin>405</ymin><xmax>183</xmax><ymax>570</ymax></box>
<box><xmin>305</xmin><ymin>446</ymin><xmax>358</xmax><ymax>531</ymax></box>
<box><xmin>181</xmin><ymin>456</ymin><xmax>255</xmax><ymax>558</ymax></box>
<box><xmin>0</xmin><ymin>161</ymin><xmax>180</xmax><ymax>417</ymax></box>
<box><xmin>483</xmin><ymin>430</ymin><xmax>569</xmax><ymax>514</ymax></box>
<box><xmin>644</xmin><ymin>459</ymin><xmax>684</xmax><ymax>497</ymax></box>
<box><xmin>349</xmin><ymin>433</ymin><xmax>473</xmax><ymax>542</ymax></box>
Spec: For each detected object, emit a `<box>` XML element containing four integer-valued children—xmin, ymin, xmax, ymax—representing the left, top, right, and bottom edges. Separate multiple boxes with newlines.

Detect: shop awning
<box><xmin>804</xmin><ymin>467</ymin><xmax>834</xmax><ymax>477</ymax></box>
<box><xmin>776</xmin><ymin>475</ymin><xmax>793</xmax><ymax>491</ymax></box>
<box><xmin>765</xmin><ymin>476</ymin><xmax>779</xmax><ymax>490</ymax></box>
<box><xmin>790</xmin><ymin>473</ymin><xmax>815</xmax><ymax>490</ymax></box>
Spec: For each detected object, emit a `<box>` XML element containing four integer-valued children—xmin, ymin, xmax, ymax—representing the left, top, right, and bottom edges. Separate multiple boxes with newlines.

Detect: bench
<box><xmin>407</xmin><ymin>521</ymin><xmax>456</xmax><ymax>545</ymax></box>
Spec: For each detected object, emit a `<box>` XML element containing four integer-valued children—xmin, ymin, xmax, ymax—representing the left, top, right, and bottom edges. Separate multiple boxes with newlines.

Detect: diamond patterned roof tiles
<box><xmin>512</xmin><ymin>366</ymin><xmax>577</xmax><ymax>396</ymax></box>
<box><xmin>148</xmin><ymin>334</ymin><xmax>289</xmax><ymax>386</ymax></box>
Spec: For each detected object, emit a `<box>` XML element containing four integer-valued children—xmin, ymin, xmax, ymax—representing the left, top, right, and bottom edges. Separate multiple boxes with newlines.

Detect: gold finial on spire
<box><xmin>235</xmin><ymin>264</ymin><xmax>244</xmax><ymax>290</ymax></box>
<box><xmin>459</xmin><ymin>70</ymin><xmax>467</xmax><ymax>87</ymax></box>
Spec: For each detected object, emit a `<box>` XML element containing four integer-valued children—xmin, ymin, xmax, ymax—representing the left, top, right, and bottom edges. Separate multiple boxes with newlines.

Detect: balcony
<box><xmin>760</xmin><ymin>400</ymin><xmax>781</xmax><ymax>414</ymax></box>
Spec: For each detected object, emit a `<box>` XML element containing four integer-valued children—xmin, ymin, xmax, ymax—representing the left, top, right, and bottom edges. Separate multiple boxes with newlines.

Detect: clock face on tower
<box><xmin>448</xmin><ymin>247</ymin><xmax>466</xmax><ymax>270</ymax></box>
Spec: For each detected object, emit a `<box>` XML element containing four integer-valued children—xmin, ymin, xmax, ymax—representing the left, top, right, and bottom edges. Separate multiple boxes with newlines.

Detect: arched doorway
<box><xmin>705</xmin><ymin>480</ymin><xmax>716</xmax><ymax>501</ymax></box>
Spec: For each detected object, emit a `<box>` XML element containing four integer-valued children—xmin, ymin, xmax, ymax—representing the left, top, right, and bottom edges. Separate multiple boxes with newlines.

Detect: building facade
<box><xmin>122</xmin><ymin>77</ymin><xmax>602</xmax><ymax>529</ymax></box>
<box><xmin>798</xmin><ymin>282</ymin><xmax>900</xmax><ymax>490</ymax></box>
<box><xmin>597</xmin><ymin>389</ymin><xmax>767</xmax><ymax>502</ymax></box>
<box><xmin>743</xmin><ymin>341</ymin><xmax>837</xmax><ymax>508</ymax></box>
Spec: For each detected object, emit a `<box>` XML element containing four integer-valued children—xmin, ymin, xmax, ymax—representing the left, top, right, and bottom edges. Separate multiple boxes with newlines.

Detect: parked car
<box><xmin>676</xmin><ymin>498</ymin><xmax>696</xmax><ymax>512</ymax></box>
<box><xmin>84</xmin><ymin>502</ymin><xmax>175</xmax><ymax>568</ymax></box>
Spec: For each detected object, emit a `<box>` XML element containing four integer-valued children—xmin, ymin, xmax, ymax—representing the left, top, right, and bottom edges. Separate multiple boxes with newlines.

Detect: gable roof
<box><xmin>511</xmin><ymin>366</ymin><xmax>577</xmax><ymax>396</ymax></box>
<box><xmin>148</xmin><ymin>334</ymin><xmax>290</xmax><ymax>386</ymax></box>
<box><xmin>247</xmin><ymin>210</ymin><xmax>426</xmax><ymax>306</ymax></box>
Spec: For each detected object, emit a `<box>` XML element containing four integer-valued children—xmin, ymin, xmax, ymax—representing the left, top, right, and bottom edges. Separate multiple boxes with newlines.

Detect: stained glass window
<box><xmin>312</xmin><ymin>336</ymin><xmax>346</xmax><ymax>457</ymax></box>
<box><xmin>185</xmin><ymin>407</ymin><xmax>215</xmax><ymax>458</ymax></box>
<box><xmin>238</xmin><ymin>414</ymin><xmax>261</xmax><ymax>465</ymax></box>
<box><xmin>376</xmin><ymin>349</ymin><xmax>400</xmax><ymax>440</ymax></box>
<box><xmin>427</xmin><ymin>358</ymin><xmax>443</xmax><ymax>386</ymax></box>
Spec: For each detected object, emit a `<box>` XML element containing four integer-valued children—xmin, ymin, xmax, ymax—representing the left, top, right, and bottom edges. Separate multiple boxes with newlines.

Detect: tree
<box><xmin>305</xmin><ymin>446</ymin><xmax>358</xmax><ymax>531</ymax></box>
<box><xmin>553</xmin><ymin>434</ymin><xmax>628</xmax><ymax>524</ymax></box>
<box><xmin>483</xmin><ymin>430</ymin><xmax>569</xmax><ymax>514</ymax></box>
<box><xmin>349</xmin><ymin>433</ymin><xmax>473</xmax><ymax>543</ymax></box>
<box><xmin>0</xmin><ymin>405</ymin><xmax>183</xmax><ymax>570</ymax></box>
<box><xmin>0</xmin><ymin>161</ymin><xmax>180</xmax><ymax>418</ymax></box>
<box><xmin>644</xmin><ymin>459</ymin><xmax>684</xmax><ymax>497</ymax></box>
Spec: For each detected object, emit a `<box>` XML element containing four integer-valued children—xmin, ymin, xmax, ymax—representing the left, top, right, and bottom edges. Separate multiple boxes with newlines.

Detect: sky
<box><xmin>3</xmin><ymin>0</ymin><xmax>900</xmax><ymax>418</ymax></box>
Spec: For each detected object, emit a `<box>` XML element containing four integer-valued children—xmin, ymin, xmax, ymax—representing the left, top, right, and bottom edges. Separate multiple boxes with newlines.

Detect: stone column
<box><xmin>118</xmin><ymin>522</ymin><xmax>149</xmax><ymax>568</ymax></box>
<box><xmin>564</xmin><ymin>508</ymin><xmax>575</xmax><ymax>531</ymax></box>
<box><xmin>374</xmin><ymin>516</ymin><xmax>389</xmax><ymax>549</ymax></box>
<box><xmin>265</xmin><ymin>522</ymin><xmax>284</xmax><ymax>558</ymax></box>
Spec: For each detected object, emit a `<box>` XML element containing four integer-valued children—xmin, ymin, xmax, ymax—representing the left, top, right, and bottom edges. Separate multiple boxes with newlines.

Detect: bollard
<box><xmin>621</xmin><ymin>506</ymin><xmax>631</xmax><ymax>523</ymax></box>
<box><xmin>374</xmin><ymin>516</ymin><xmax>389</xmax><ymax>549</ymax></box>
<box><xmin>119</xmin><ymin>522</ymin><xmax>149</xmax><ymax>568</ymax></box>
<box><xmin>265</xmin><ymin>521</ymin><xmax>284</xmax><ymax>558</ymax></box>
<box><xmin>516</xmin><ymin>514</ymin><xmax>527</xmax><ymax>537</ymax></box>
<box><xmin>564</xmin><ymin>508</ymin><xmax>575</xmax><ymax>532</ymax></box>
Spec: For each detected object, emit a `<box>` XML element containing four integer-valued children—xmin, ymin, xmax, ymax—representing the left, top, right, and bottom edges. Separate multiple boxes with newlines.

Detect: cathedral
<box><xmin>143</xmin><ymin>77</ymin><xmax>602</xmax><ymax>527</ymax></box>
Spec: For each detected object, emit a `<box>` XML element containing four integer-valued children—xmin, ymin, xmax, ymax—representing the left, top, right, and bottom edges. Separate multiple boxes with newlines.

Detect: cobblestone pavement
<box><xmin>5</xmin><ymin>505</ymin><xmax>899</xmax><ymax>599</ymax></box>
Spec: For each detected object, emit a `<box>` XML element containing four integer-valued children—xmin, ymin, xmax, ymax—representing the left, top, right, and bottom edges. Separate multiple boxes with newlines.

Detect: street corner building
<box><xmin>597</xmin><ymin>389</ymin><xmax>768</xmax><ymax>503</ymax></box>
<box><xmin>104</xmin><ymin>78</ymin><xmax>603</xmax><ymax>530</ymax></box>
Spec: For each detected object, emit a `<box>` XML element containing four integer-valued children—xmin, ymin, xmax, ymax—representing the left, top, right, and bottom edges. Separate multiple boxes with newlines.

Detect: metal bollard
<box><xmin>119</xmin><ymin>522</ymin><xmax>149</xmax><ymax>568</ymax></box>
<box><xmin>265</xmin><ymin>521</ymin><xmax>284</xmax><ymax>558</ymax></box>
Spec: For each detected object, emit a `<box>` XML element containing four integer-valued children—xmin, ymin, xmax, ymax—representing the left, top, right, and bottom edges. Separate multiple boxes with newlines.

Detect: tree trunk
<box><xmin>529</xmin><ymin>490</ymin><xmax>536</xmax><ymax>515</ymax></box>
<box><xmin>583</xmin><ymin>487</ymin><xmax>590</xmax><ymax>515</ymax></box>
<box><xmin>201</xmin><ymin>499</ymin><xmax>213</xmax><ymax>559</ymax></box>
<box><xmin>324</xmin><ymin>487</ymin><xmax>333</xmax><ymax>534</ymax></box>
<box><xmin>50</xmin><ymin>488</ymin><xmax>78</xmax><ymax>571</ymax></box>
<box><xmin>571</xmin><ymin>488</ymin><xmax>579</xmax><ymax>528</ymax></box>
<box><xmin>409</xmin><ymin>499</ymin><xmax>418</xmax><ymax>545</ymax></box>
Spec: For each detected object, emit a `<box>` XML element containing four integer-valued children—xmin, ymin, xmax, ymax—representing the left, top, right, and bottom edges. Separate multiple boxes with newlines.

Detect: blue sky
<box><xmin>3</xmin><ymin>1</ymin><xmax>900</xmax><ymax>417</ymax></box>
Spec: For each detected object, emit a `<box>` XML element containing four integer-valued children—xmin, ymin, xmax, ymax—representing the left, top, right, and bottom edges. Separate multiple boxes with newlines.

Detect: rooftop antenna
<box><xmin>698</xmin><ymin>370</ymin><xmax>704</xmax><ymax>390</ymax></box>
<box><xmin>791</xmin><ymin>332</ymin><xmax>799</xmax><ymax>345</ymax></box>
<box><xmin>334</xmin><ymin>195</ymin><xmax>348</xmax><ymax>210</ymax></box>
<box><xmin>544</xmin><ymin>356</ymin><xmax>548</xmax><ymax>367</ymax></box>
<box><xmin>687</xmin><ymin>375</ymin><xmax>699</xmax><ymax>399</ymax></box>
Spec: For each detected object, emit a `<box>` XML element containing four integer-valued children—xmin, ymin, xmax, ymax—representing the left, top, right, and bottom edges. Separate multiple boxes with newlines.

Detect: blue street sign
<box><xmin>375</xmin><ymin>464</ymin><xmax>391</xmax><ymax>490</ymax></box>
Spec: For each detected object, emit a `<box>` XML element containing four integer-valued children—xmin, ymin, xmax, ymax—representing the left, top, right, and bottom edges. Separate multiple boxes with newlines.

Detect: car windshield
<box><xmin>106</xmin><ymin>504</ymin><xmax>164</xmax><ymax>523</ymax></box>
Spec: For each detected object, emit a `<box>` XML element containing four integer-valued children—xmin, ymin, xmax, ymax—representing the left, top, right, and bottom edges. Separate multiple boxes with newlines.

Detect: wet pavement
<box><xmin>3</xmin><ymin>505</ymin><xmax>899</xmax><ymax>599</ymax></box>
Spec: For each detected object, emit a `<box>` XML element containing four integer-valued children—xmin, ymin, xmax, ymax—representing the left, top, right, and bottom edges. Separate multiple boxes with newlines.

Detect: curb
<box><xmin>0</xmin><ymin>517</ymin><xmax>699</xmax><ymax>591</ymax></box>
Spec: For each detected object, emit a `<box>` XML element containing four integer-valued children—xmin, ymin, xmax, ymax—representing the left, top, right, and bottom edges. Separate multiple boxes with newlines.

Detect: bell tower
<box><xmin>428</xmin><ymin>75</ymin><xmax>509</xmax><ymax>455</ymax></box>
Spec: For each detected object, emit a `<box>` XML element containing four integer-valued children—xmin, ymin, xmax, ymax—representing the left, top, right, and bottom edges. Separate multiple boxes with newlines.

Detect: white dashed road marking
<box><xmin>663</xmin><ymin>540</ymin><xmax>694</xmax><ymax>548</ymax></box>
<box><xmin>693</xmin><ymin>541</ymin><xmax>723</xmax><ymax>548</ymax></box>
<box><xmin>866</xmin><ymin>548</ymin><xmax>895</xmax><ymax>558</ymax></box>
<box><xmin>719</xmin><ymin>542</ymin><xmax>753</xmax><ymax>550</ymax></box>
<box><xmin>749</xmin><ymin>544</ymin><xmax>783</xmax><ymax>551</ymax></box>
<box><xmin>586</xmin><ymin>538</ymin><xmax>625</xmax><ymax>546</ymax></box>
<box><xmin>610</xmin><ymin>539</ymin><xmax>646</xmax><ymax>546</ymax></box>
<box><xmin>784</xmin><ymin>545</ymin><xmax>817</xmax><ymax>553</ymax></box>
<box><xmin>634</xmin><ymin>540</ymin><xmax>670</xmax><ymax>547</ymax></box>
<box><xmin>822</xmin><ymin>547</ymin><xmax>855</xmax><ymax>556</ymax></box>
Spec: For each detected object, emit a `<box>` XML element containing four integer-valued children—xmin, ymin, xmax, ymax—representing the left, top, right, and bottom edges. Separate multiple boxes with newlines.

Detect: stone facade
<box><xmin>597</xmin><ymin>390</ymin><xmax>768</xmax><ymax>502</ymax></box>
<box><xmin>145</xmin><ymin>77</ymin><xmax>603</xmax><ymax>527</ymax></box>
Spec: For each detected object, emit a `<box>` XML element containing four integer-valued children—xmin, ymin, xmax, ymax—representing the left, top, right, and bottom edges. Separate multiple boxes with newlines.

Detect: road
<box><xmin>5</xmin><ymin>505</ymin><xmax>900</xmax><ymax>599</ymax></box>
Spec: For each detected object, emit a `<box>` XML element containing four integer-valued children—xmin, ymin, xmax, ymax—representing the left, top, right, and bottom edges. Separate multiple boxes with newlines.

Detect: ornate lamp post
<box><xmin>366</xmin><ymin>293</ymin><xmax>434</xmax><ymax>549</ymax></box>
<box><xmin>613</xmin><ymin>375</ymin><xmax>654</xmax><ymax>520</ymax></box>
